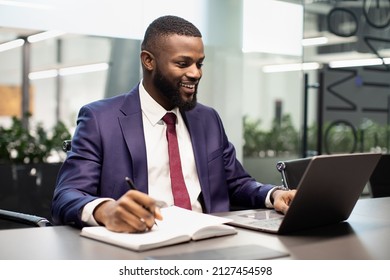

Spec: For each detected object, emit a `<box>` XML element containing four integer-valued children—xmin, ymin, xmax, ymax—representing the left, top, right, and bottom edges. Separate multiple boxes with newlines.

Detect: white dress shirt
<box><xmin>139</xmin><ymin>82</ymin><xmax>203</xmax><ymax>212</ymax></box>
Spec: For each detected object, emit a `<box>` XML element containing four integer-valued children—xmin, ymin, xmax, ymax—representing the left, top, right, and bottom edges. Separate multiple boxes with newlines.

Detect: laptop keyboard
<box><xmin>247</xmin><ymin>217</ymin><xmax>283</xmax><ymax>230</ymax></box>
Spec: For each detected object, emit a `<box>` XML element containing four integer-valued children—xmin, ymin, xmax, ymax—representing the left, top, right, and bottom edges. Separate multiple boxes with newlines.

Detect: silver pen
<box><xmin>125</xmin><ymin>177</ymin><xmax>167</xmax><ymax>227</ymax></box>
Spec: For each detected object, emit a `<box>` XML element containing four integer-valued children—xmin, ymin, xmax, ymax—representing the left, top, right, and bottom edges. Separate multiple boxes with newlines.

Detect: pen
<box><xmin>125</xmin><ymin>177</ymin><xmax>168</xmax><ymax>208</ymax></box>
<box><xmin>125</xmin><ymin>177</ymin><xmax>161</xmax><ymax>227</ymax></box>
<box><xmin>125</xmin><ymin>176</ymin><xmax>138</xmax><ymax>191</ymax></box>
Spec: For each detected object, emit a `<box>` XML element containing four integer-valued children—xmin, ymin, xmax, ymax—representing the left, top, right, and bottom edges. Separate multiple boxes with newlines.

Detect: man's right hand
<box><xmin>93</xmin><ymin>190</ymin><xmax>163</xmax><ymax>233</ymax></box>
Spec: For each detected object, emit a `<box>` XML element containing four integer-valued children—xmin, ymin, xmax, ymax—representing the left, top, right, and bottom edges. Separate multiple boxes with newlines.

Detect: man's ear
<box><xmin>140</xmin><ymin>50</ymin><xmax>155</xmax><ymax>71</ymax></box>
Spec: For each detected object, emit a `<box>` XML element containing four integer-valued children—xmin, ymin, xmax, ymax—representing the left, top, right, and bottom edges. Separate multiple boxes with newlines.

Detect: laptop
<box><xmin>225</xmin><ymin>153</ymin><xmax>381</xmax><ymax>234</ymax></box>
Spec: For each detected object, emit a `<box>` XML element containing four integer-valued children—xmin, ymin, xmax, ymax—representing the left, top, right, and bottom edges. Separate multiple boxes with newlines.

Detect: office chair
<box><xmin>1</xmin><ymin>164</ymin><xmax>52</xmax><ymax>229</ymax></box>
<box><xmin>0</xmin><ymin>208</ymin><xmax>52</xmax><ymax>229</ymax></box>
<box><xmin>276</xmin><ymin>157</ymin><xmax>311</xmax><ymax>189</ymax></box>
<box><xmin>62</xmin><ymin>139</ymin><xmax>72</xmax><ymax>152</ymax></box>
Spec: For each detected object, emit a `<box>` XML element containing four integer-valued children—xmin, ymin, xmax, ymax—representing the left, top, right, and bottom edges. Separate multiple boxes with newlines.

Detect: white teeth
<box><xmin>180</xmin><ymin>83</ymin><xmax>195</xmax><ymax>89</ymax></box>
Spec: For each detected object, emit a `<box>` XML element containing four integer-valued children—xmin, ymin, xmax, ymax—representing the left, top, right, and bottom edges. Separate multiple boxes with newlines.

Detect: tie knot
<box><xmin>163</xmin><ymin>112</ymin><xmax>177</xmax><ymax>125</ymax></box>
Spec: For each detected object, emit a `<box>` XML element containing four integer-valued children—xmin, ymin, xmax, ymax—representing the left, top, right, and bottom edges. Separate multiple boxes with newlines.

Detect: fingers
<box><xmin>108</xmin><ymin>204</ymin><xmax>150</xmax><ymax>232</ymax></box>
<box><xmin>273</xmin><ymin>190</ymin><xmax>297</xmax><ymax>214</ymax></box>
<box><xmin>118</xmin><ymin>196</ymin><xmax>156</xmax><ymax>230</ymax></box>
<box><xmin>278</xmin><ymin>205</ymin><xmax>289</xmax><ymax>215</ymax></box>
<box><xmin>94</xmin><ymin>190</ymin><xmax>164</xmax><ymax>233</ymax></box>
<box><xmin>154</xmin><ymin>206</ymin><xmax>163</xmax><ymax>221</ymax></box>
<box><xmin>130</xmin><ymin>191</ymin><xmax>162</xmax><ymax>217</ymax></box>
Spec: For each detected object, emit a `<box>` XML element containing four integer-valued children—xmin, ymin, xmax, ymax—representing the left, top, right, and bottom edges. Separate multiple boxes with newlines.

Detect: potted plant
<box><xmin>0</xmin><ymin>115</ymin><xmax>71</xmax><ymax>220</ymax></box>
<box><xmin>242</xmin><ymin>114</ymin><xmax>299</xmax><ymax>185</ymax></box>
<box><xmin>243</xmin><ymin>114</ymin><xmax>299</xmax><ymax>158</ymax></box>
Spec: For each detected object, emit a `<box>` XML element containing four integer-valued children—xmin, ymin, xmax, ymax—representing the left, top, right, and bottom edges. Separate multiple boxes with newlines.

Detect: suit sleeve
<box><xmin>51</xmin><ymin>105</ymin><xmax>103</xmax><ymax>228</ymax></box>
<box><xmin>215</xmin><ymin>110</ymin><xmax>275</xmax><ymax>208</ymax></box>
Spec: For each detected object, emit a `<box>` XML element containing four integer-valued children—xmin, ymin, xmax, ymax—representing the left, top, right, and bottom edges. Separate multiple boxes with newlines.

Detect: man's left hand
<box><xmin>272</xmin><ymin>189</ymin><xmax>297</xmax><ymax>214</ymax></box>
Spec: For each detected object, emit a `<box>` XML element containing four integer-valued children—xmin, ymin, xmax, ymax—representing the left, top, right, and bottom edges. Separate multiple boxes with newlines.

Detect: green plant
<box><xmin>0</xmin><ymin>116</ymin><xmax>71</xmax><ymax>164</ymax></box>
<box><xmin>243</xmin><ymin>116</ymin><xmax>267</xmax><ymax>157</ymax></box>
<box><xmin>323</xmin><ymin>119</ymin><xmax>390</xmax><ymax>154</ymax></box>
<box><xmin>304</xmin><ymin>119</ymin><xmax>390</xmax><ymax>155</ymax></box>
<box><xmin>49</xmin><ymin>120</ymin><xmax>72</xmax><ymax>158</ymax></box>
<box><xmin>264</xmin><ymin>114</ymin><xmax>299</xmax><ymax>154</ymax></box>
<box><xmin>243</xmin><ymin>114</ymin><xmax>299</xmax><ymax>157</ymax></box>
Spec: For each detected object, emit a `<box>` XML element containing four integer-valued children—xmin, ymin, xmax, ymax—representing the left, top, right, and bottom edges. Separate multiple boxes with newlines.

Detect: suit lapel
<box><xmin>118</xmin><ymin>87</ymin><xmax>149</xmax><ymax>193</ymax></box>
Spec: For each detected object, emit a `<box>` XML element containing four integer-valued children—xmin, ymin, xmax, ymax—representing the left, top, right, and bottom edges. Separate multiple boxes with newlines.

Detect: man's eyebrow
<box><xmin>175</xmin><ymin>55</ymin><xmax>205</xmax><ymax>60</ymax></box>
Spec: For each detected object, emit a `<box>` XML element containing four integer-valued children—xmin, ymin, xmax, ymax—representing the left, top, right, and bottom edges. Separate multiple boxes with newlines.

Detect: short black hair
<box><xmin>141</xmin><ymin>15</ymin><xmax>202</xmax><ymax>52</ymax></box>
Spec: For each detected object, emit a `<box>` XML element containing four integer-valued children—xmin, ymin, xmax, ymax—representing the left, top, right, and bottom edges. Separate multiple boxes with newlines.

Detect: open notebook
<box><xmin>81</xmin><ymin>206</ymin><xmax>237</xmax><ymax>251</ymax></box>
<box><xmin>225</xmin><ymin>153</ymin><xmax>381</xmax><ymax>234</ymax></box>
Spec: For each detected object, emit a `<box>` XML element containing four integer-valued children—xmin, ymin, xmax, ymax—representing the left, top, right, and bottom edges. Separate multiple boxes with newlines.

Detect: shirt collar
<box><xmin>139</xmin><ymin>81</ymin><xmax>179</xmax><ymax>126</ymax></box>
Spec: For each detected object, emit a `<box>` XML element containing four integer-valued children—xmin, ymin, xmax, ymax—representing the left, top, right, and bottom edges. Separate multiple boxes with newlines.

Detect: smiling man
<box><xmin>52</xmin><ymin>15</ymin><xmax>296</xmax><ymax>233</ymax></box>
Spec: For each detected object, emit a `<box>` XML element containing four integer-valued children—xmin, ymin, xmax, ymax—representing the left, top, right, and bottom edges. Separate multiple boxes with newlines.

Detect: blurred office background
<box><xmin>1</xmin><ymin>0</ymin><xmax>389</xmax><ymax>220</ymax></box>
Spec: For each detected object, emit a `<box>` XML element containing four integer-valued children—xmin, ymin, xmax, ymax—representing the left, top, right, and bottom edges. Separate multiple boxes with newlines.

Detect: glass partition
<box><xmin>302</xmin><ymin>0</ymin><xmax>390</xmax><ymax>155</ymax></box>
<box><xmin>0</xmin><ymin>1</ymin><xmax>305</xmax><ymax>168</ymax></box>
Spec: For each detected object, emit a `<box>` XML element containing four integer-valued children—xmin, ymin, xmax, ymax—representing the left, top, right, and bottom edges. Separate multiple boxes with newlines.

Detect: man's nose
<box><xmin>186</xmin><ymin>64</ymin><xmax>202</xmax><ymax>79</ymax></box>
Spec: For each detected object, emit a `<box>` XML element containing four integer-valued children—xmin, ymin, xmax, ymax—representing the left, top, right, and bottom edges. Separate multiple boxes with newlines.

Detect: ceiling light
<box><xmin>27</xmin><ymin>30</ymin><xmax>66</xmax><ymax>43</ymax></box>
<box><xmin>29</xmin><ymin>63</ymin><xmax>109</xmax><ymax>80</ymax></box>
<box><xmin>0</xmin><ymin>0</ymin><xmax>52</xmax><ymax>10</ymax></box>
<box><xmin>262</xmin><ymin>62</ymin><xmax>321</xmax><ymax>73</ymax></box>
<box><xmin>329</xmin><ymin>58</ymin><xmax>390</xmax><ymax>68</ymax></box>
<box><xmin>59</xmin><ymin>63</ymin><xmax>109</xmax><ymax>76</ymax></box>
<box><xmin>29</xmin><ymin>69</ymin><xmax>58</xmax><ymax>80</ymax></box>
<box><xmin>0</xmin><ymin>38</ymin><xmax>25</xmax><ymax>52</ymax></box>
<box><xmin>302</xmin><ymin>37</ymin><xmax>328</xmax><ymax>47</ymax></box>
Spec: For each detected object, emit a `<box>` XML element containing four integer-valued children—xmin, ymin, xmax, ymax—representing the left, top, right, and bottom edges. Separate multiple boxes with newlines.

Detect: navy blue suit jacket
<box><xmin>52</xmin><ymin>85</ymin><xmax>274</xmax><ymax>228</ymax></box>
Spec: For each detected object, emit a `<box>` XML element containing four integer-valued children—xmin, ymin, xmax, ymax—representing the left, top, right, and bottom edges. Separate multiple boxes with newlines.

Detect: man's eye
<box><xmin>197</xmin><ymin>62</ymin><xmax>204</xmax><ymax>68</ymax></box>
<box><xmin>177</xmin><ymin>62</ymin><xmax>188</xmax><ymax>67</ymax></box>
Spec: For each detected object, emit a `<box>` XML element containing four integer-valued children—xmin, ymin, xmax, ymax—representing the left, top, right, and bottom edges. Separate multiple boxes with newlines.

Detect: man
<box><xmin>52</xmin><ymin>15</ymin><xmax>296</xmax><ymax>233</ymax></box>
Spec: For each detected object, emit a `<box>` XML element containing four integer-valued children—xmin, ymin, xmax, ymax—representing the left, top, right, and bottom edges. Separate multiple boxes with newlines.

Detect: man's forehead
<box><xmin>150</xmin><ymin>35</ymin><xmax>202</xmax><ymax>58</ymax></box>
<box><xmin>159</xmin><ymin>33</ymin><xmax>202</xmax><ymax>43</ymax></box>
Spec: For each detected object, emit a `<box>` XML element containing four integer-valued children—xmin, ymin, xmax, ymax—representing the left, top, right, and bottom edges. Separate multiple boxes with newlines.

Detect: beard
<box><xmin>153</xmin><ymin>66</ymin><xmax>197</xmax><ymax>111</ymax></box>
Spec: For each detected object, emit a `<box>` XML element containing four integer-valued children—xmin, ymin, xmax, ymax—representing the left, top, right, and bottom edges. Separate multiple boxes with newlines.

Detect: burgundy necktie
<box><xmin>162</xmin><ymin>113</ymin><xmax>192</xmax><ymax>210</ymax></box>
